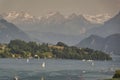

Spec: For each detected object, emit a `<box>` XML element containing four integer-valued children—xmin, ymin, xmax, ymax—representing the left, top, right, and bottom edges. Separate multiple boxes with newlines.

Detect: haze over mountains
<box><xmin>0</xmin><ymin>11</ymin><xmax>119</xmax><ymax>46</ymax></box>
<box><xmin>0</xmin><ymin>11</ymin><xmax>111</xmax><ymax>45</ymax></box>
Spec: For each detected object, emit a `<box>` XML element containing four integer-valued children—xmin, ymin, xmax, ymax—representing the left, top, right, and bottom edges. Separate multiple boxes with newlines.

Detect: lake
<box><xmin>0</xmin><ymin>56</ymin><xmax>120</xmax><ymax>80</ymax></box>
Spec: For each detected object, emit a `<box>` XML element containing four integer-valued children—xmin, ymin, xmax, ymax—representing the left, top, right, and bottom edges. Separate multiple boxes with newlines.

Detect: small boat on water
<box><xmin>87</xmin><ymin>60</ymin><xmax>93</xmax><ymax>62</ymax></box>
<box><xmin>26</xmin><ymin>58</ymin><xmax>29</xmax><ymax>63</ymax></box>
<box><xmin>13</xmin><ymin>76</ymin><xmax>19</xmax><ymax>80</ymax></box>
<box><xmin>82</xmin><ymin>59</ymin><xmax>86</xmax><ymax>62</ymax></box>
<box><xmin>91</xmin><ymin>62</ymin><xmax>94</xmax><ymax>66</ymax></box>
<box><xmin>41</xmin><ymin>76</ymin><xmax>45</xmax><ymax>80</ymax></box>
<box><xmin>42</xmin><ymin>62</ymin><xmax>45</xmax><ymax>68</ymax></box>
<box><xmin>82</xmin><ymin>70</ymin><xmax>86</xmax><ymax>73</ymax></box>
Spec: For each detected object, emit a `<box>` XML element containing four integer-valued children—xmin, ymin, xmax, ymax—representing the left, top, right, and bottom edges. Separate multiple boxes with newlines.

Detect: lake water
<box><xmin>0</xmin><ymin>56</ymin><xmax>120</xmax><ymax>80</ymax></box>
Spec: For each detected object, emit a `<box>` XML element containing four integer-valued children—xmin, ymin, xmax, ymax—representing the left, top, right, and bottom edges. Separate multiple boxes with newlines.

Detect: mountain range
<box><xmin>0</xmin><ymin>18</ymin><xmax>31</xmax><ymax>43</ymax></box>
<box><xmin>0</xmin><ymin>11</ymin><xmax>104</xmax><ymax>44</ymax></box>
<box><xmin>86</xmin><ymin>12</ymin><xmax>120</xmax><ymax>37</ymax></box>
<box><xmin>1</xmin><ymin>11</ymin><xmax>101</xmax><ymax>32</ymax></box>
<box><xmin>1</xmin><ymin>11</ymin><xmax>111</xmax><ymax>24</ymax></box>
<box><xmin>76</xmin><ymin>12</ymin><xmax>120</xmax><ymax>55</ymax></box>
<box><xmin>0</xmin><ymin>11</ymin><xmax>119</xmax><ymax>46</ymax></box>
<box><xmin>76</xmin><ymin>33</ymin><xmax>120</xmax><ymax>55</ymax></box>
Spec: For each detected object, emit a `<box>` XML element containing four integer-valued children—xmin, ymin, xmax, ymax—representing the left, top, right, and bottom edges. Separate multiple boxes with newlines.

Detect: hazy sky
<box><xmin>0</xmin><ymin>0</ymin><xmax>120</xmax><ymax>16</ymax></box>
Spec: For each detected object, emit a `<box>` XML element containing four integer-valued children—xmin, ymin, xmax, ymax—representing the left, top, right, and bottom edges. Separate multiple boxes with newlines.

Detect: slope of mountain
<box><xmin>86</xmin><ymin>12</ymin><xmax>120</xmax><ymax>37</ymax></box>
<box><xmin>0</xmin><ymin>18</ymin><xmax>31</xmax><ymax>43</ymax></box>
<box><xmin>104</xmin><ymin>34</ymin><xmax>120</xmax><ymax>55</ymax></box>
<box><xmin>76</xmin><ymin>34</ymin><xmax>120</xmax><ymax>55</ymax></box>
<box><xmin>76</xmin><ymin>35</ymin><xmax>105</xmax><ymax>51</ymax></box>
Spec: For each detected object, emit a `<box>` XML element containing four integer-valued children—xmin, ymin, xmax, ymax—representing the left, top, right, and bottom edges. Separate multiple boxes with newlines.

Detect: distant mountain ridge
<box><xmin>76</xmin><ymin>35</ymin><xmax>105</xmax><ymax>51</ymax></box>
<box><xmin>76</xmin><ymin>33</ymin><xmax>120</xmax><ymax>55</ymax></box>
<box><xmin>0</xmin><ymin>11</ymin><xmax>119</xmax><ymax>45</ymax></box>
<box><xmin>1</xmin><ymin>11</ymin><xmax>39</xmax><ymax>24</ymax></box>
<box><xmin>0</xmin><ymin>18</ymin><xmax>31</xmax><ymax>43</ymax></box>
<box><xmin>1</xmin><ymin>11</ymin><xmax>111</xmax><ymax>24</ymax></box>
<box><xmin>83</xmin><ymin>13</ymin><xmax>111</xmax><ymax>24</ymax></box>
<box><xmin>86</xmin><ymin>12</ymin><xmax>120</xmax><ymax>37</ymax></box>
<box><xmin>1</xmin><ymin>11</ymin><xmax>102</xmax><ymax>45</ymax></box>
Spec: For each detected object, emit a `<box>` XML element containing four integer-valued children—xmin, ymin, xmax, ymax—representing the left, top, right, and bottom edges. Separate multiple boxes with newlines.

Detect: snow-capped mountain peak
<box><xmin>83</xmin><ymin>14</ymin><xmax>112</xmax><ymax>24</ymax></box>
<box><xmin>1</xmin><ymin>11</ymin><xmax>112</xmax><ymax>25</ymax></box>
<box><xmin>45</xmin><ymin>12</ymin><xmax>65</xmax><ymax>19</ymax></box>
<box><xmin>1</xmin><ymin>11</ymin><xmax>39</xmax><ymax>24</ymax></box>
<box><xmin>42</xmin><ymin>11</ymin><xmax>65</xmax><ymax>24</ymax></box>
<box><xmin>67</xmin><ymin>13</ymin><xmax>79</xmax><ymax>20</ymax></box>
<box><xmin>46</xmin><ymin>12</ymin><xmax>60</xmax><ymax>18</ymax></box>
<box><xmin>4</xmin><ymin>11</ymin><xmax>34</xmax><ymax>20</ymax></box>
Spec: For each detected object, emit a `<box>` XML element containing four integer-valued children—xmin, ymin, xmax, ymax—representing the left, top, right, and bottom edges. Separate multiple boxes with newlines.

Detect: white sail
<box><xmin>42</xmin><ymin>62</ymin><xmax>45</xmax><ymax>68</ymax></box>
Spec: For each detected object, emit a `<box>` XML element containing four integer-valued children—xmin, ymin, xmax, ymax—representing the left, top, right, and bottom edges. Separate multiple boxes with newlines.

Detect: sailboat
<box><xmin>41</xmin><ymin>76</ymin><xmax>45</xmax><ymax>80</ymax></box>
<box><xmin>42</xmin><ymin>62</ymin><xmax>45</xmax><ymax>68</ymax></box>
<box><xmin>91</xmin><ymin>62</ymin><xmax>94</xmax><ymax>66</ymax></box>
<box><xmin>26</xmin><ymin>58</ymin><xmax>29</xmax><ymax>63</ymax></box>
<box><xmin>82</xmin><ymin>70</ymin><xmax>86</xmax><ymax>73</ymax></box>
<box><xmin>13</xmin><ymin>76</ymin><xmax>19</xmax><ymax>80</ymax></box>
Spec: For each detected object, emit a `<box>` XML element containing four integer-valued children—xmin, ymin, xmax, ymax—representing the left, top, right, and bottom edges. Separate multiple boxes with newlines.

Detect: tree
<box><xmin>113</xmin><ymin>70</ymin><xmax>120</xmax><ymax>78</ymax></box>
<box><xmin>56</xmin><ymin>42</ymin><xmax>68</xmax><ymax>47</ymax></box>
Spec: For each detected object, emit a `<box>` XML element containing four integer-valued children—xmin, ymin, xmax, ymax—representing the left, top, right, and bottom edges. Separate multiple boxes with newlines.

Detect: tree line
<box><xmin>0</xmin><ymin>39</ymin><xmax>112</xmax><ymax>60</ymax></box>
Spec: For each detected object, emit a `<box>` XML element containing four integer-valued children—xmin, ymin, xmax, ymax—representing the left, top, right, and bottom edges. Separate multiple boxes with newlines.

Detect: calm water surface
<box><xmin>0</xmin><ymin>56</ymin><xmax>120</xmax><ymax>80</ymax></box>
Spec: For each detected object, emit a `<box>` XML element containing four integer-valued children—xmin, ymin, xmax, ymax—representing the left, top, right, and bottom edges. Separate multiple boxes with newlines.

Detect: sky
<box><xmin>0</xmin><ymin>0</ymin><xmax>120</xmax><ymax>16</ymax></box>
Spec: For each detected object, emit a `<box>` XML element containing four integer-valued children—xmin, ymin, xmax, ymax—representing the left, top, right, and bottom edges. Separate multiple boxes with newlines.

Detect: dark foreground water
<box><xmin>0</xmin><ymin>56</ymin><xmax>120</xmax><ymax>80</ymax></box>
